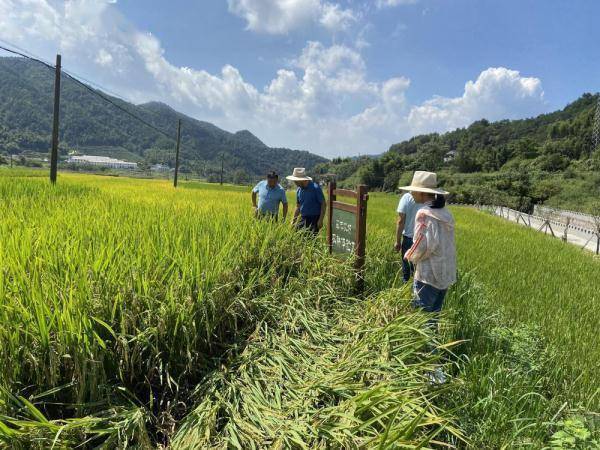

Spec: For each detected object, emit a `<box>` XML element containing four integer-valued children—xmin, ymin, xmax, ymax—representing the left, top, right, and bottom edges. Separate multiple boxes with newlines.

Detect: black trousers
<box><xmin>296</xmin><ymin>215</ymin><xmax>320</xmax><ymax>234</ymax></box>
<box><xmin>401</xmin><ymin>235</ymin><xmax>414</xmax><ymax>282</ymax></box>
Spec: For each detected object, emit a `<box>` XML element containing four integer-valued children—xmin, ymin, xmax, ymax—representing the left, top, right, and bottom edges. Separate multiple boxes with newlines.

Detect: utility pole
<box><xmin>173</xmin><ymin>119</ymin><xmax>182</xmax><ymax>187</ymax></box>
<box><xmin>220</xmin><ymin>153</ymin><xmax>224</xmax><ymax>185</ymax></box>
<box><xmin>49</xmin><ymin>54</ymin><xmax>61</xmax><ymax>184</ymax></box>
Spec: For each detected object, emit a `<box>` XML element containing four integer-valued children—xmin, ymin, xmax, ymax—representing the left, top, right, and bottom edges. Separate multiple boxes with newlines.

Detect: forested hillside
<box><xmin>0</xmin><ymin>57</ymin><xmax>326</xmax><ymax>179</ymax></box>
<box><xmin>316</xmin><ymin>93</ymin><xmax>600</xmax><ymax>212</ymax></box>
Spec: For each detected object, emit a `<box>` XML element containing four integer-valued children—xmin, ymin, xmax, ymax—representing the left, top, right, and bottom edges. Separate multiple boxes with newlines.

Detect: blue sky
<box><xmin>1</xmin><ymin>0</ymin><xmax>598</xmax><ymax>157</ymax></box>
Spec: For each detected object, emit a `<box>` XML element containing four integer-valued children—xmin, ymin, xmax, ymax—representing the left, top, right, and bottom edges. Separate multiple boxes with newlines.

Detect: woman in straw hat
<box><xmin>400</xmin><ymin>171</ymin><xmax>456</xmax><ymax>323</ymax></box>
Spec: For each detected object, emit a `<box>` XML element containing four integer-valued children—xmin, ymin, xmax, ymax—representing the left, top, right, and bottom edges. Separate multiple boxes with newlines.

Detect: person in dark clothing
<box><xmin>286</xmin><ymin>168</ymin><xmax>326</xmax><ymax>235</ymax></box>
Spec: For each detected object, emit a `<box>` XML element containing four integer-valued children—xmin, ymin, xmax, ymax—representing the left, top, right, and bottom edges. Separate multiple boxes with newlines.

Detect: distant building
<box><xmin>150</xmin><ymin>163</ymin><xmax>170</xmax><ymax>172</ymax></box>
<box><xmin>444</xmin><ymin>150</ymin><xmax>457</xmax><ymax>163</ymax></box>
<box><xmin>67</xmin><ymin>155</ymin><xmax>138</xmax><ymax>170</ymax></box>
<box><xmin>317</xmin><ymin>173</ymin><xmax>337</xmax><ymax>185</ymax></box>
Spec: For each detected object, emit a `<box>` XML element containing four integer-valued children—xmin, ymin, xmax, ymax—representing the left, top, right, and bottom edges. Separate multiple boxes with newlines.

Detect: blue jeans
<box><xmin>412</xmin><ymin>280</ymin><xmax>447</xmax><ymax>313</ymax></box>
<box><xmin>413</xmin><ymin>280</ymin><xmax>447</xmax><ymax>352</ymax></box>
<box><xmin>401</xmin><ymin>235</ymin><xmax>414</xmax><ymax>282</ymax></box>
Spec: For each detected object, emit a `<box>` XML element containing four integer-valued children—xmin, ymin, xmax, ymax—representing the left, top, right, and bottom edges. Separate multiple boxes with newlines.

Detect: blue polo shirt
<box><xmin>397</xmin><ymin>193</ymin><xmax>423</xmax><ymax>238</ymax></box>
<box><xmin>297</xmin><ymin>182</ymin><xmax>325</xmax><ymax>217</ymax></box>
<box><xmin>252</xmin><ymin>180</ymin><xmax>287</xmax><ymax>215</ymax></box>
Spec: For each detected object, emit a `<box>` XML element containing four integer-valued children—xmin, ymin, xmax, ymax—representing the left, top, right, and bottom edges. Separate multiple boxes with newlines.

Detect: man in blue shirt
<box><xmin>286</xmin><ymin>167</ymin><xmax>326</xmax><ymax>234</ymax></box>
<box><xmin>252</xmin><ymin>171</ymin><xmax>288</xmax><ymax>220</ymax></box>
<box><xmin>394</xmin><ymin>191</ymin><xmax>423</xmax><ymax>282</ymax></box>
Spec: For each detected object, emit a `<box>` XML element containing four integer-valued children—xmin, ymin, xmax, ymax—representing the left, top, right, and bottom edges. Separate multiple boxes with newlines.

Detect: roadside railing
<box><xmin>451</xmin><ymin>203</ymin><xmax>600</xmax><ymax>254</ymax></box>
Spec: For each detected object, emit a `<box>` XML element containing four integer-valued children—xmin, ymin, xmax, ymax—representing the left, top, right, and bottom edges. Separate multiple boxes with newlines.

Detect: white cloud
<box><xmin>0</xmin><ymin>0</ymin><xmax>61</xmax><ymax>43</ymax></box>
<box><xmin>227</xmin><ymin>0</ymin><xmax>357</xmax><ymax>34</ymax></box>
<box><xmin>319</xmin><ymin>3</ymin><xmax>358</xmax><ymax>31</ymax></box>
<box><xmin>376</xmin><ymin>0</ymin><xmax>418</xmax><ymax>8</ymax></box>
<box><xmin>95</xmin><ymin>48</ymin><xmax>113</xmax><ymax>66</ymax></box>
<box><xmin>0</xmin><ymin>0</ymin><xmax>548</xmax><ymax>158</ymax></box>
<box><xmin>407</xmin><ymin>67</ymin><xmax>545</xmax><ymax>135</ymax></box>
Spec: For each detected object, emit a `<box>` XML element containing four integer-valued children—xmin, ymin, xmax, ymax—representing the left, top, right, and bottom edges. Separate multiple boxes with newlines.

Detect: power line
<box><xmin>0</xmin><ymin>43</ymin><xmax>176</xmax><ymax>142</ymax></box>
<box><xmin>0</xmin><ymin>37</ymin><xmax>54</xmax><ymax>66</ymax></box>
<box><xmin>0</xmin><ymin>37</ymin><xmax>174</xmax><ymax>130</ymax></box>
<box><xmin>61</xmin><ymin>71</ymin><xmax>175</xmax><ymax>141</ymax></box>
<box><xmin>0</xmin><ymin>42</ymin><xmax>55</xmax><ymax>71</ymax></box>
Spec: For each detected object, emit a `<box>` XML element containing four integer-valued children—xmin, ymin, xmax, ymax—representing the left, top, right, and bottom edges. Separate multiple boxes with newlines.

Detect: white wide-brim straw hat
<box><xmin>286</xmin><ymin>167</ymin><xmax>312</xmax><ymax>181</ymax></box>
<box><xmin>399</xmin><ymin>171</ymin><xmax>449</xmax><ymax>196</ymax></box>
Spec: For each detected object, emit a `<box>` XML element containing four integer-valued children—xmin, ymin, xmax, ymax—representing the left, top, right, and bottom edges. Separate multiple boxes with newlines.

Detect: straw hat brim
<box><xmin>399</xmin><ymin>185</ymin><xmax>449</xmax><ymax>196</ymax></box>
<box><xmin>286</xmin><ymin>175</ymin><xmax>312</xmax><ymax>181</ymax></box>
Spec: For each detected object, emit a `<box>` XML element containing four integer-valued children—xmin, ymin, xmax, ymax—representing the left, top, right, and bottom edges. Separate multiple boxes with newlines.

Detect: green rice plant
<box><xmin>2</xmin><ymin>172</ymin><xmax>599</xmax><ymax>448</ymax></box>
<box><xmin>172</xmin><ymin>287</ymin><xmax>462</xmax><ymax>449</ymax></box>
<box><xmin>0</xmin><ymin>174</ymin><xmax>354</xmax><ymax>446</ymax></box>
<box><xmin>439</xmin><ymin>275</ymin><xmax>572</xmax><ymax>448</ymax></box>
<box><xmin>0</xmin><ymin>173</ymin><xmax>459</xmax><ymax>447</ymax></box>
<box><xmin>364</xmin><ymin>193</ymin><xmax>600</xmax><ymax>411</ymax></box>
<box><xmin>451</xmin><ymin>206</ymin><xmax>600</xmax><ymax>408</ymax></box>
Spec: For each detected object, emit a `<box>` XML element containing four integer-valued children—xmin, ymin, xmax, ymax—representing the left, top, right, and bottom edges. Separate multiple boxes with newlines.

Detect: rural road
<box><xmin>490</xmin><ymin>207</ymin><xmax>599</xmax><ymax>253</ymax></box>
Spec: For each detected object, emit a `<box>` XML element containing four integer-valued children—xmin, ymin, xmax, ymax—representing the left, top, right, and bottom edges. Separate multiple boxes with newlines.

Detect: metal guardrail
<box><xmin>457</xmin><ymin>203</ymin><xmax>600</xmax><ymax>254</ymax></box>
<box><xmin>496</xmin><ymin>206</ymin><xmax>594</xmax><ymax>235</ymax></box>
<box><xmin>533</xmin><ymin>205</ymin><xmax>599</xmax><ymax>231</ymax></box>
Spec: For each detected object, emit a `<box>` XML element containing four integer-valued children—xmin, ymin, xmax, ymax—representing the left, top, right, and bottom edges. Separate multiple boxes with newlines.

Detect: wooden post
<box><xmin>327</xmin><ymin>184</ymin><xmax>368</xmax><ymax>292</ymax></box>
<box><xmin>582</xmin><ymin>233</ymin><xmax>594</xmax><ymax>251</ymax></box>
<box><xmin>173</xmin><ymin>119</ymin><xmax>182</xmax><ymax>187</ymax></box>
<box><xmin>562</xmin><ymin>217</ymin><xmax>570</xmax><ymax>242</ymax></box>
<box><xmin>355</xmin><ymin>184</ymin><xmax>368</xmax><ymax>292</ymax></box>
<box><xmin>49</xmin><ymin>54</ymin><xmax>61</xmax><ymax>184</ymax></box>
<box><xmin>547</xmin><ymin>222</ymin><xmax>555</xmax><ymax>238</ymax></box>
<box><xmin>220</xmin><ymin>153</ymin><xmax>224</xmax><ymax>185</ymax></box>
<box><xmin>327</xmin><ymin>181</ymin><xmax>336</xmax><ymax>254</ymax></box>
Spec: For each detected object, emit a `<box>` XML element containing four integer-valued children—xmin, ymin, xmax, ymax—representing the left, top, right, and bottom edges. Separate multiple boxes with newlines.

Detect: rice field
<box><xmin>1</xmin><ymin>170</ymin><xmax>599</xmax><ymax>448</ymax></box>
<box><xmin>0</xmin><ymin>172</ymin><xmax>459</xmax><ymax>448</ymax></box>
<box><xmin>366</xmin><ymin>194</ymin><xmax>600</xmax><ymax>409</ymax></box>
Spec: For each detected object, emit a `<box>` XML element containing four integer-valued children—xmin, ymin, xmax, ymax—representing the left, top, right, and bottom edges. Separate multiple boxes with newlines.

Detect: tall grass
<box><xmin>364</xmin><ymin>193</ymin><xmax>600</xmax><ymax>410</ymax></box>
<box><xmin>0</xmin><ymin>174</ymin><xmax>457</xmax><ymax>447</ymax></box>
<box><xmin>452</xmin><ymin>206</ymin><xmax>600</xmax><ymax>408</ymax></box>
<box><xmin>2</xmin><ymin>173</ymin><xmax>599</xmax><ymax>448</ymax></box>
<box><xmin>173</xmin><ymin>287</ymin><xmax>462</xmax><ymax>449</ymax></box>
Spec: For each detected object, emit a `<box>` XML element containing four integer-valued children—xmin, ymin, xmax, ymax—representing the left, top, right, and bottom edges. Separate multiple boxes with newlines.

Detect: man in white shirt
<box><xmin>394</xmin><ymin>192</ymin><xmax>423</xmax><ymax>282</ymax></box>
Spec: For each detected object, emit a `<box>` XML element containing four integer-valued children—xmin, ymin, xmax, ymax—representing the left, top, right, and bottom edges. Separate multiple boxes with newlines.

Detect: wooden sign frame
<box><xmin>327</xmin><ymin>181</ymin><xmax>368</xmax><ymax>291</ymax></box>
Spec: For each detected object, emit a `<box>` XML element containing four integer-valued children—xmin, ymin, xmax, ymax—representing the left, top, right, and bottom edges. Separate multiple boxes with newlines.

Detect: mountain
<box><xmin>0</xmin><ymin>57</ymin><xmax>327</xmax><ymax>178</ymax></box>
<box><xmin>314</xmin><ymin>93</ymin><xmax>600</xmax><ymax>213</ymax></box>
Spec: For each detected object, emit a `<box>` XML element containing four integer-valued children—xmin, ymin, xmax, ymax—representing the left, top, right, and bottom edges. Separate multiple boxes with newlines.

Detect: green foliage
<box><xmin>0</xmin><ymin>57</ymin><xmax>326</xmax><ymax>178</ymax></box>
<box><xmin>1</xmin><ymin>173</ymin><xmax>599</xmax><ymax>448</ymax></box>
<box><xmin>550</xmin><ymin>418</ymin><xmax>599</xmax><ymax>449</ymax></box>
<box><xmin>451</xmin><ymin>206</ymin><xmax>600</xmax><ymax>406</ymax></box>
<box><xmin>172</xmin><ymin>288</ymin><xmax>460</xmax><ymax>448</ymax></box>
<box><xmin>0</xmin><ymin>173</ymin><xmax>457</xmax><ymax>447</ymax></box>
<box><xmin>323</xmin><ymin>92</ymin><xmax>599</xmax><ymax>211</ymax></box>
<box><xmin>442</xmin><ymin>276</ymin><xmax>565</xmax><ymax>448</ymax></box>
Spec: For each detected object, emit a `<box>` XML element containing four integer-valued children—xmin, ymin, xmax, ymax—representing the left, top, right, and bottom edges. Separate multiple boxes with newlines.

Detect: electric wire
<box><xmin>0</xmin><ymin>42</ymin><xmax>176</xmax><ymax>142</ymax></box>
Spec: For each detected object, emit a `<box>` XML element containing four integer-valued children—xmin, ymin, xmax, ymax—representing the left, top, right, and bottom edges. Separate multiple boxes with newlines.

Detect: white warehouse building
<box><xmin>67</xmin><ymin>155</ymin><xmax>138</xmax><ymax>170</ymax></box>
